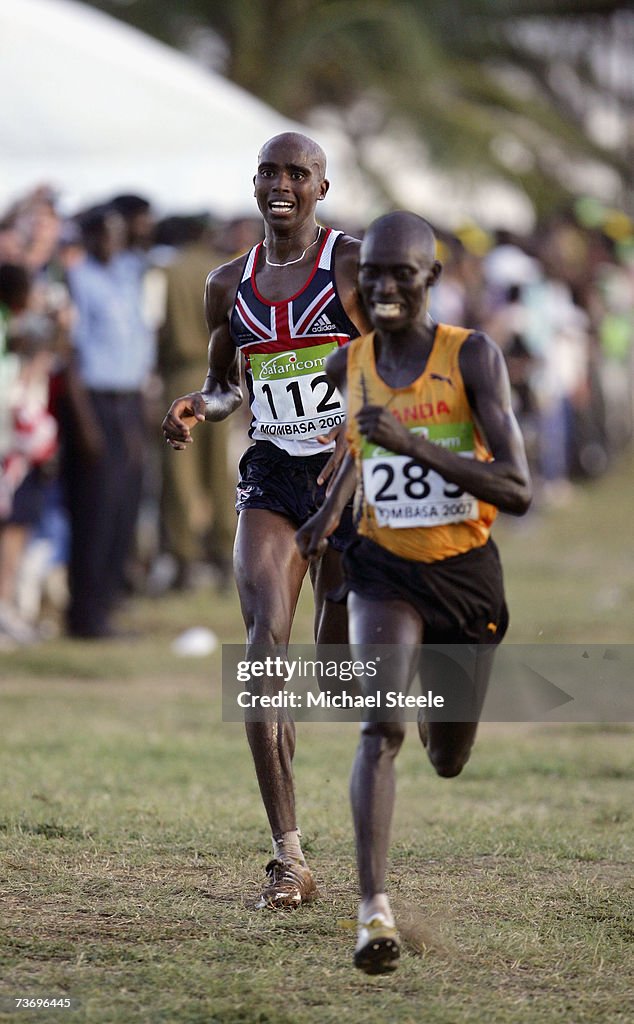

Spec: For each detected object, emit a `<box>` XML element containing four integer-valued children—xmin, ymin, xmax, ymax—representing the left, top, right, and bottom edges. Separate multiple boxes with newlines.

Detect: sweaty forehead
<box><xmin>361</xmin><ymin>225</ymin><xmax>435</xmax><ymax>267</ymax></box>
<box><xmin>258</xmin><ymin>135</ymin><xmax>325</xmax><ymax>176</ymax></box>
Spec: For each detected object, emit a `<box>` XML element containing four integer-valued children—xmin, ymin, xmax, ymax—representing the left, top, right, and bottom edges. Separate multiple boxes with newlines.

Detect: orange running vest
<box><xmin>346</xmin><ymin>325</ymin><xmax>498</xmax><ymax>563</ymax></box>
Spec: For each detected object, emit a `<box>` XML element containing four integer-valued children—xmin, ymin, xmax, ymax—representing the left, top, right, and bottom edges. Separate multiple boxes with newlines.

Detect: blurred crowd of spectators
<box><xmin>1</xmin><ymin>185</ymin><xmax>632</xmax><ymax>647</ymax></box>
<box><xmin>430</xmin><ymin>205</ymin><xmax>634</xmax><ymax>502</ymax></box>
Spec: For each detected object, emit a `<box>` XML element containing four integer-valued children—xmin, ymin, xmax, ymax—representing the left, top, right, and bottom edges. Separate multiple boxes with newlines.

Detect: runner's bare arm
<box><xmin>298</xmin><ymin>348</ymin><xmax>356</xmax><ymax>554</ymax></box>
<box><xmin>315</xmin><ymin>314</ymin><xmax>361</xmax><ymax>485</ymax></box>
<box><xmin>356</xmin><ymin>333</ymin><xmax>532</xmax><ymax>515</ymax></box>
<box><xmin>199</xmin><ymin>265</ymin><xmax>244</xmax><ymax>420</ymax></box>
<box><xmin>162</xmin><ymin>262</ymin><xmax>244</xmax><ymax>448</ymax></box>
<box><xmin>315</xmin><ymin>235</ymin><xmax>372</xmax><ymax>477</ymax></box>
<box><xmin>333</xmin><ymin>235</ymin><xmax>372</xmax><ymax>335</ymax></box>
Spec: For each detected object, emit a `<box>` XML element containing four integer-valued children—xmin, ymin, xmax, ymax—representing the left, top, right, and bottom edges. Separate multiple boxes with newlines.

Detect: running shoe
<box><xmin>354</xmin><ymin>915</ymin><xmax>401</xmax><ymax>974</ymax></box>
<box><xmin>255</xmin><ymin>858</ymin><xmax>317</xmax><ymax>910</ymax></box>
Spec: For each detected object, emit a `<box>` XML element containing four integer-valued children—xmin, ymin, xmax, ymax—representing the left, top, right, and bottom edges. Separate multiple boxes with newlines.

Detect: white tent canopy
<box><xmin>0</xmin><ymin>0</ymin><xmax>369</xmax><ymax>221</ymax></box>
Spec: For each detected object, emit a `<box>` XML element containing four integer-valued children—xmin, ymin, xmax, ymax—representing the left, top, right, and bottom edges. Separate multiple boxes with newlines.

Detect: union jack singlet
<box><xmin>229</xmin><ymin>228</ymin><xmax>359</xmax><ymax>456</ymax></box>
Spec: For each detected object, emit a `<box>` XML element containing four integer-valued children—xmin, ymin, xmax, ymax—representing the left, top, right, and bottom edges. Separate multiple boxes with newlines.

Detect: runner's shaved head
<box><xmin>362</xmin><ymin>211</ymin><xmax>437</xmax><ymax>263</ymax></box>
<box><xmin>258</xmin><ymin>133</ymin><xmax>327</xmax><ymax>179</ymax></box>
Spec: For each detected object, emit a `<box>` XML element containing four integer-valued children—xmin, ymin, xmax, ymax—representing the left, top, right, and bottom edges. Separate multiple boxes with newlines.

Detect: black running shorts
<box><xmin>235</xmin><ymin>441</ymin><xmax>354</xmax><ymax>552</ymax></box>
<box><xmin>339</xmin><ymin>535</ymin><xmax>509</xmax><ymax>644</ymax></box>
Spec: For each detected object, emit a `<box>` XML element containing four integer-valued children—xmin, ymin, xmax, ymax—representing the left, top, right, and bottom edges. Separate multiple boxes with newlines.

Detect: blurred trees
<box><xmin>87</xmin><ymin>1</ymin><xmax>633</xmax><ymax>216</ymax></box>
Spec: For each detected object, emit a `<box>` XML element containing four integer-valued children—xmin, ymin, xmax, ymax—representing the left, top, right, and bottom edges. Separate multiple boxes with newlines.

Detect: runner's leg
<box><xmin>310</xmin><ymin>541</ymin><xmax>348</xmax><ymax>645</ymax></box>
<box><xmin>420</xmin><ymin>645</ymin><xmax>496</xmax><ymax>777</ymax></box>
<box><xmin>348</xmin><ymin>594</ymin><xmax>422</xmax><ymax>901</ymax></box>
<box><xmin>234</xmin><ymin>508</ymin><xmax>308</xmax><ymax>836</ymax></box>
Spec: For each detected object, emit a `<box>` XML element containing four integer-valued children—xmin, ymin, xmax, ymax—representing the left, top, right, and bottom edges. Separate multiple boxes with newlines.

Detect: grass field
<box><xmin>1</xmin><ymin>452</ymin><xmax>633</xmax><ymax>1023</ymax></box>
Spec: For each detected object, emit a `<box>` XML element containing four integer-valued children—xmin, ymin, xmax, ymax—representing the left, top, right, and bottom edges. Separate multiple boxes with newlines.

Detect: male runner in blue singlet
<box><xmin>162</xmin><ymin>133</ymin><xmax>369</xmax><ymax>909</ymax></box>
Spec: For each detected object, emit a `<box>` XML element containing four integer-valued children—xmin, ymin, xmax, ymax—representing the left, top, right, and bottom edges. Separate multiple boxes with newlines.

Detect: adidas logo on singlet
<box><xmin>310</xmin><ymin>314</ymin><xmax>338</xmax><ymax>334</ymax></box>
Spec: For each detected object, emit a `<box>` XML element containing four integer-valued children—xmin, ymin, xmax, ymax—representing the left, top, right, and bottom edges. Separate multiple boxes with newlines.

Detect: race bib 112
<box><xmin>250</xmin><ymin>342</ymin><xmax>344</xmax><ymax>439</ymax></box>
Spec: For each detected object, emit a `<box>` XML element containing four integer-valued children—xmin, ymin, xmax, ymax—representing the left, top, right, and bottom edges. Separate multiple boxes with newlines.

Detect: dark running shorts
<box><xmin>338</xmin><ymin>535</ymin><xmax>509</xmax><ymax>644</ymax></box>
<box><xmin>235</xmin><ymin>440</ymin><xmax>354</xmax><ymax>552</ymax></box>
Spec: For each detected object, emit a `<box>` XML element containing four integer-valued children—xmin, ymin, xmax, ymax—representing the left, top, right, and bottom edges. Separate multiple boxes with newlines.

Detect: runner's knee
<box><xmin>427</xmin><ymin>745</ymin><xmax>472</xmax><ymax>778</ymax></box>
<box><xmin>241</xmin><ymin>595</ymin><xmax>291</xmax><ymax>648</ymax></box>
<box><xmin>361</xmin><ymin>720</ymin><xmax>406</xmax><ymax>756</ymax></box>
<box><xmin>245</xmin><ymin>620</ymin><xmax>286</xmax><ymax>648</ymax></box>
<box><xmin>424</xmin><ymin>723</ymin><xmax>478</xmax><ymax>778</ymax></box>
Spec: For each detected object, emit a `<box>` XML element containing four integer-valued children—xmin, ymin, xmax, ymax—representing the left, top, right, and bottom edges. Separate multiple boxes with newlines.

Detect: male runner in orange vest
<box><xmin>297</xmin><ymin>211</ymin><xmax>531</xmax><ymax>973</ymax></box>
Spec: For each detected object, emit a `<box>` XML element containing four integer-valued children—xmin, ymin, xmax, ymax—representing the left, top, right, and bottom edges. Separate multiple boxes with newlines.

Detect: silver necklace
<box><xmin>263</xmin><ymin>227</ymin><xmax>322</xmax><ymax>267</ymax></box>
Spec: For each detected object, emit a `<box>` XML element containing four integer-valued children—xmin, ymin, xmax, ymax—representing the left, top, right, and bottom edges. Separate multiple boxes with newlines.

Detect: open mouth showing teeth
<box><xmin>269</xmin><ymin>202</ymin><xmax>294</xmax><ymax>212</ymax></box>
<box><xmin>373</xmin><ymin>303</ymin><xmax>402</xmax><ymax>317</ymax></box>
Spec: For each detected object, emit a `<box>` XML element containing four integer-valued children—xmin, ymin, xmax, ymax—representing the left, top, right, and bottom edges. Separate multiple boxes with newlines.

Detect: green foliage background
<box><xmin>85</xmin><ymin>0</ymin><xmax>633</xmax><ymax>216</ymax></box>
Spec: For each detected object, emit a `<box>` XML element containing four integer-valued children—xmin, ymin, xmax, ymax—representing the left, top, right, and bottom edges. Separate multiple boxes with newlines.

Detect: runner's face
<box><xmin>254</xmin><ymin>139</ymin><xmax>327</xmax><ymax>230</ymax></box>
<box><xmin>358</xmin><ymin>228</ymin><xmax>437</xmax><ymax>333</ymax></box>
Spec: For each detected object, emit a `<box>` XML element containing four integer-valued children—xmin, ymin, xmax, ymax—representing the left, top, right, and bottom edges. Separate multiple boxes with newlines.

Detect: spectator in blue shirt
<box><xmin>60</xmin><ymin>205</ymin><xmax>154</xmax><ymax>638</ymax></box>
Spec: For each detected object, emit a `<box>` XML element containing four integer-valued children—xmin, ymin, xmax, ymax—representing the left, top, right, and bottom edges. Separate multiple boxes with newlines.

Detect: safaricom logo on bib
<box><xmin>260</xmin><ymin>352</ymin><xmax>298</xmax><ymax>377</ymax></box>
<box><xmin>258</xmin><ymin>348</ymin><xmax>330</xmax><ymax>378</ymax></box>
